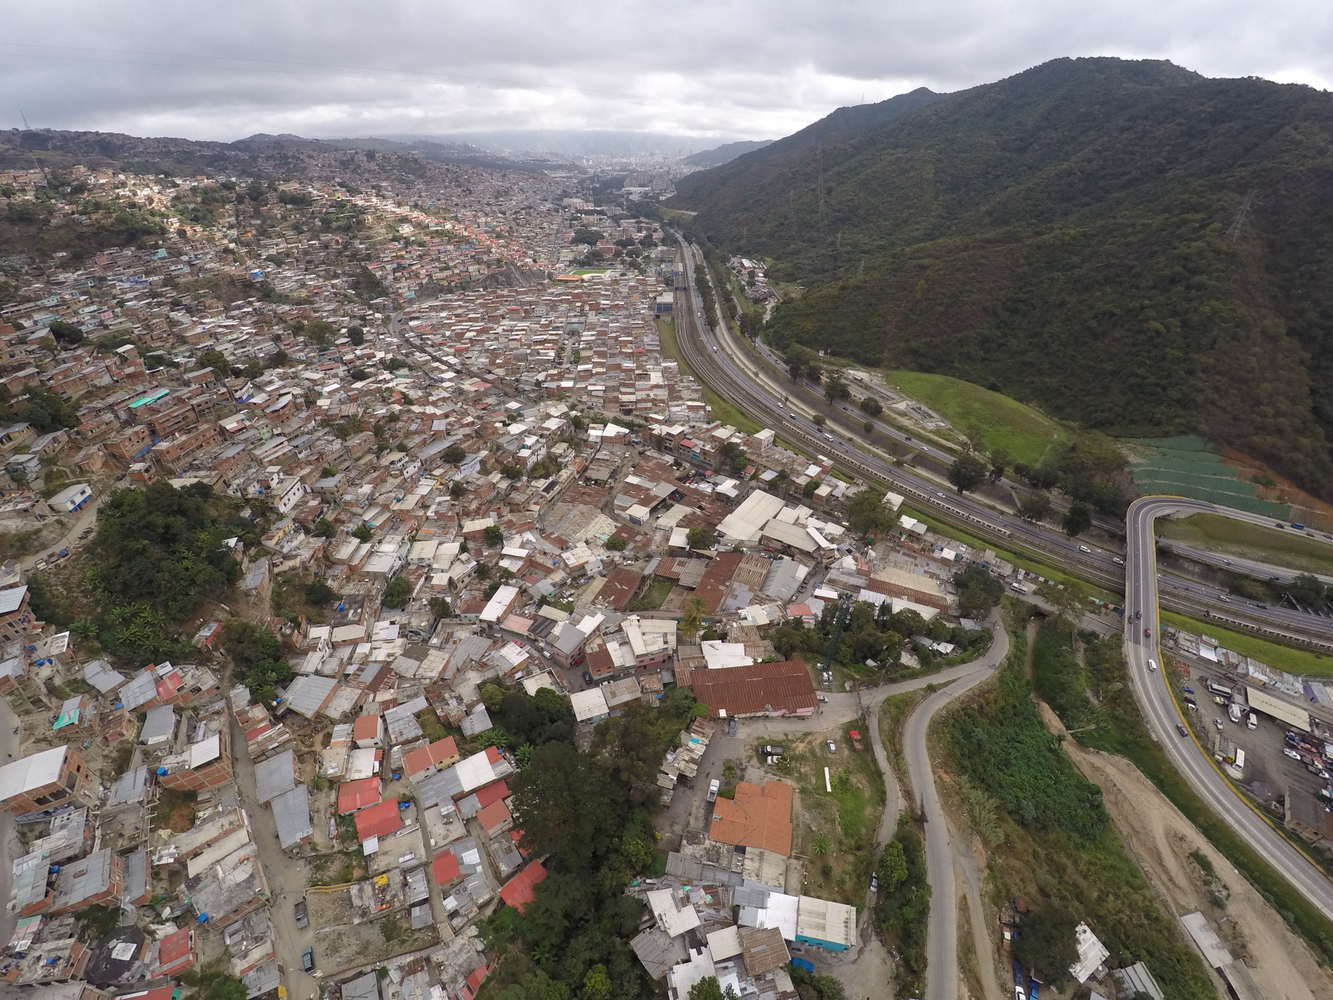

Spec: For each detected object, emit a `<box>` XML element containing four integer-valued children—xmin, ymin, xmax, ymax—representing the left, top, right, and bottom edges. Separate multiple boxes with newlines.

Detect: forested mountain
<box><xmin>682</xmin><ymin>140</ymin><xmax>775</xmax><ymax>168</ymax></box>
<box><xmin>671</xmin><ymin>58</ymin><xmax>1333</xmax><ymax>497</ymax></box>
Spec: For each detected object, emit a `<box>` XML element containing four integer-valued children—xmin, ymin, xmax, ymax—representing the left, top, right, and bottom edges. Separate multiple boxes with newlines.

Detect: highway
<box><xmin>670</xmin><ymin>239</ymin><xmax>1333</xmax><ymax>647</ymax></box>
<box><xmin>1124</xmin><ymin>496</ymin><xmax>1333</xmax><ymax>920</ymax></box>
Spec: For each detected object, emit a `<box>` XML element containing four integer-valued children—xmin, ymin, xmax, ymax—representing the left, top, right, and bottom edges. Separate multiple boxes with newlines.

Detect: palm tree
<box><xmin>679</xmin><ymin>596</ymin><xmax>707</xmax><ymax>643</ymax></box>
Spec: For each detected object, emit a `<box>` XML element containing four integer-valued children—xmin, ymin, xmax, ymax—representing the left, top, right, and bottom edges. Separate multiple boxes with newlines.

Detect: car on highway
<box><xmin>1176</xmin><ymin>723</ymin><xmax>1189</xmax><ymax>737</ymax></box>
<box><xmin>1078</xmin><ymin>544</ymin><xmax>1091</xmax><ymax>553</ymax></box>
<box><xmin>1257</xmin><ymin>602</ymin><xmax>1269</xmax><ymax>609</ymax></box>
<box><xmin>1144</xmin><ymin>628</ymin><xmax>1151</xmax><ymax>638</ymax></box>
<box><xmin>1220</xmin><ymin>595</ymin><xmax>1231</xmax><ymax>602</ymax></box>
<box><xmin>826</xmin><ymin>739</ymin><xmax>837</xmax><ymax>754</ymax></box>
<box><xmin>935</xmin><ymin>490</ymin><xmax>946</xmax><ymax>498</ymax></box>
<box><xmin>302</xmin><ymin>947</ymin><xmax>314</xmax><ymax>973</ymax></box>
<box><xmin>1148</xmin><ymin>658</ymin><xmax>1157</xmax><ymax>671</ymax></box>
<box><xmin>294</xmin><ymin>899</ymin><xmax>308</xmax><ymax>928</ymax></box>
<box><xmin>1112</xmin><ymin>556</ymin><xmax>1125</xmax><ymax>565</ymax></box>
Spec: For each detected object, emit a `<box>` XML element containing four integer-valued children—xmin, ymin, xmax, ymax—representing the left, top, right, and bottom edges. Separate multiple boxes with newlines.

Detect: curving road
<box><xmin>1124</xmin><ymin>496</ymin><xmax>1333</xmax><ymax>920</ymax></box>
<box><xmin>671</xmin><ymin>240</ymin><xmax>1332</xmax><ymax>647</ymax></box>
<box><xmin>904</xmin><ymin>616</ymin><xmax>1010</xmax><ymax>1000</ymax></box>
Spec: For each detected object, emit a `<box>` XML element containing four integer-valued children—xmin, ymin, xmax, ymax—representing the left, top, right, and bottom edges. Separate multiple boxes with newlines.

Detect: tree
<box><xmin>876</xmin><ymin>839</ymin><xmax>908</xmax><ymax>891</ymax></box>
<box><xmin>429</xmin><ymin>596</ymin><xmax>453</xmax><ymax>619</ymax></box>
<box><xmin>689</xmin><ymin>978</ymin><xmax>739</xmax><ymax>1000</ymax></box>
<box><xmin>680</xmin><ymin>596</ymin><xmax>707</xmax><ymax>643</ymax></box>
<box><xmin>863</xmin><ymin>420</ymin><xmax>874</xmax><ymax>434</ymax></box>
<box><xmin>847</xmin><ymin>490</ymin><xmax>893</xmax><ymax>536</ymax></box>
<box><xmin>1061</xmin><ymin>500</ymin><xmax>1092</xmax><ymax>537</ymax></box>
<box><xmin>347</xmin><ymin>325</ymin><xmax>365</xmax><ymax>345</ymax></box>
<box><xmin>686</xmin><ymin>527</ymin><xmax>716</xmax><ymax>550</ymax></box>
<box><xmin>352</xmin><ymin>523</ymin><xmax>373</xmax><ymax>543</ymax></box>
<box><xmin>483</xmin><ymin>525</ymin><xmax>504</xmax><ymax>547</ymax></box>
<box><xmin>181</xmin><ymin>961</ymin><xmax>248</xmax><ymax>1000</ymax></box>
<box><xmin>811</xmin><ymin>413</ymin><xmax>827</xmax><ymax>428</ymax></box>
<box><xmin>989</xmin><ymin>447</ymin><xmax>1008</xmax><ymax>482</ymax></box>
<box><xmin>953</xmin><ymin>565</ymin><xmax>1003</xmax><ymax>617</ymax></box>
<box><xmin>349</xmin><ymin>367</ymin><xmax>371</xmax><ymax>382</ymax></box>
<box><xmin>824</xmin><ymin>369</ymin><xmax>849</xmax><ymax>405</ymax></box>
<box><xmin>1286</xmin><ymin>573</ymin><xmax>1326</xmax><ymax>606</ymax></box>
<box><xmin>948</xmin><ymin>454</ymin><xmax>988</xmax><ymax>494</ymax></box>
<box><xmin>1017</xmin><ymin>491</ymin><xmax>1051</xmax><ymax>523</ymax></box>
<box><xmin>802</xmin><ymin>478</ymin><xmax>820</xmax><ymax>499</ymax></box>
<box><xmin>1036</xmin><ymin>579</ymin><xmax>1089</xmax><ymax>632</ymax></box>
<box><xmin>383</xmin><ymin>576</ymin><xmax>411</xmax><ymax>608</ymax></box>
<box><xmin>511</xmin><ymin>742</ymin><xmax>627</xmax><ymax>871</ymax></box>
<box><xmin>47</xmin><ymin>319</ymin><xmax>84</xmax><ymax>346</ymax></box>
<box><xmin>604</xmin><ymin>537</ymin><xmax>627</xmax><ymax>551</ymax></box>
<box><xmin>1013</xmin><ymin>907</ymin><xmax>1078</xmax><ymax>987</ymax></box>
<box><xmin>582</xmin><ymin>965</ymin><xmax>612</xmax><ymax>1000</ymax></box>
<box><xmin>304</xmin><ymin>580</ymin><xmax>334</xmax><ymax>605</ymax></box>
<box><xmin>475</xmin><ymin>562</ymin><xmax>492</xmax><ymax>580</ymax></box>
<box><xmin>443</xmin><ymin>444</ymin><xmax>467</xmax><ymax>464</ymax></box>
<box><xmin>859</xmin><ymin>395</ymin><xmax>883</xmax><ymax>416</ymax></box>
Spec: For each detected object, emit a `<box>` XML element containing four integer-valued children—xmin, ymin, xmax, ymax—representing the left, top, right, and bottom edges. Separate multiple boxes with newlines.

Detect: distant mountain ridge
<box><xmin>671</xmin><ymin>57</ymin><xmax>1333</xmax><ymax>497</ymax></box>
<box><xmin>682</xmin><ymin>140</ymin><xmax>775</xmax><ymax>168</ymax></box>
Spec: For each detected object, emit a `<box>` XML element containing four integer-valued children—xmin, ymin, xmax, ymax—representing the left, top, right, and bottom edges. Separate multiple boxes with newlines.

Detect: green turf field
<box><xmin>885</xmin><ymin>369</ymin><xmax>1069</xmax><ymax>466</ymax></box>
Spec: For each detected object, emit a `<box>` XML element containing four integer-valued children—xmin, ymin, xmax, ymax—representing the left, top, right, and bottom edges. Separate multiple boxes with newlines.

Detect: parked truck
<box><xmin>849</xmin><ymin>730</ymin><xmax>864</xmax><ymax>751</ymax></box>
<box><xmin>1228</xmin><ymin>703</ymin><xmax>1244</xmax><ymax>724</ymax></box>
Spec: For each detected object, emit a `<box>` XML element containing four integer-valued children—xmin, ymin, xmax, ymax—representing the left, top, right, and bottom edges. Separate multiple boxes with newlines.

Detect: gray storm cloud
<box><xmin>1</xmin><ymin>0</ymin><xmax>1330</xmax><ymax>141</ymax></box>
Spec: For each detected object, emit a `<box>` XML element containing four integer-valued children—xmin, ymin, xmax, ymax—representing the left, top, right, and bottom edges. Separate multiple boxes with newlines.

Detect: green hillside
<box><xmin>672</xmin><ymin>57</ymin><xmax>1333</xmax><ymax>498</ymax></box>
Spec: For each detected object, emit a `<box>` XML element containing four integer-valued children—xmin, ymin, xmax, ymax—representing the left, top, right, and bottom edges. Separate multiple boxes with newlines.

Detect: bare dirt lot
<box><xmin>1041</xmin><ymin>702</ymin><xmax>1333</xmax><ymax>1000</ymax></box>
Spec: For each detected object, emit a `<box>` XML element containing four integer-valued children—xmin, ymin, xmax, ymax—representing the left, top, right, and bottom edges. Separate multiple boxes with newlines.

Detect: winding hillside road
<box><xmin>904</xmin><ymin>615</ymin><xmax>1010</xmax><ymax>1000</ymax></box>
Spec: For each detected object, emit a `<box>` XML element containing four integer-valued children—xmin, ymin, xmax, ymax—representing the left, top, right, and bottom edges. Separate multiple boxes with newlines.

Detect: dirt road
<box><xmin>1041</xmin><ymin>702</ymin><xmax>1333</xmax><ymax>1000</ymax></box>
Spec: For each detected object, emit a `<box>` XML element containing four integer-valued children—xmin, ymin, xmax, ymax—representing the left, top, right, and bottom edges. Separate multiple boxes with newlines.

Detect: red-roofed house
<box><xmin>473</xmin><ymin>780</ymin><xmax>509</xmax><ymax>809</ymax></box>
<box><xmin>354</xmin><ymin>799</ymin><xmax>404</xmax><ymax>842</ymax></box>
<box><xmin>460</xmin><ymin>961</ymin><xmax>494</xmax><ymax>1000</ymax></box>
<box><xmin>431</xmin><ymin>849</ymin><xmax>462</xmax><ymax>888</ymax></box>
<box><xmin>484</xmin><ymin>746</ymin><xmax>504</xmax><ymax>765</ymax></box>
<box><xmin>337</xmin><ymin>777</ymin><xmax>382</xmax><ymax>814</ymax></box>
<box><xmin>402</xmin><ymin>736</ymin><xmax>460</xmax><ymax>780</ymax></box>
<box><xmin>352</xmin><ymin>714</ymin><xmax>384</xmax><ymax>748</ymax></box>
<box><xmin>499</xmin><ymin>861</ymin><xmax>547</xmax><ymax>913</ymax></box>
<box><xmin>155</xmin><ymin>926</ymin><xmax>195</xmax><ymax>976</ymax></box>
<box><xmin>477</xmin><ymin>799</ymin><xmax>513</xmax><ymax>839</ymax></box>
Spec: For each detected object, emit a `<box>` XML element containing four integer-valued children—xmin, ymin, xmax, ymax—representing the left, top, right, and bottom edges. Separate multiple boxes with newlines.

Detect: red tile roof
<box><xmin>337</xmin><ymin>776</ymin><xmax>381</xmax><ymax>814</ymax></box>
<box><xmin>691</xmin><ymin>660</ymin><xmax>817</xmax><ymax>718</ymax></box>
<box><xmin>709</xmin><ymin>780</ymin><xmax>794</xmax><ymax>856</ymax></box>
<box><xmin>156</xmin><ymin>927</ymin><xmax>194</xmax><ymax>971</ymax></box>
<box><xmin>510</xmin><ymin>829</ymin><xmax>527</xmax><ymax>857</ymax></box>
<box><xmin>477</xmin><ymin>799</ymin><xmax>511</xmax><ymax>834</ymax></box>
<box><xmin>431</xmin><ymin>849</ymin><xmax>461</xmax><ymax>886</ymax></box>
<box><xmin>499</xmin><ymin>860</ymin><xmax>547</xmax><ymax>913</ymax></box>
<box><xmin>352</xmin><ymin>714</ymin><xmax>382</xmax><ymax>740</ymax></box>
<box><xmin>354</xmin><ymin>799</ymin><xmax>404</xmax><ymax>841</ymax></box>
<box><xmin>484</xmin><ymin>745</ymin><xmax>503</xmax><ymax>764</ymax></box>
<box><xmin>402</xmin><ymin>736</ymin><xmax>460</xmax><ymax>777</ymax></box>
<box><xmin>473</xmin><ymin>780</ymin><xmax>509</xmax><ymax>808</ymax></box>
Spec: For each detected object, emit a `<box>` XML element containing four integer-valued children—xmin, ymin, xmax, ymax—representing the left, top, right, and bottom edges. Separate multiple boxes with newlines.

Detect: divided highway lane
<box><xmin>672</xmin><ymin>242</ymin><xmax>1331</xmax><ymax>643</ymax></box>
<box><xmin>1125</xmin><ymin>496</ymin><xmax>1333</xmax><ymax>920</ymax></box>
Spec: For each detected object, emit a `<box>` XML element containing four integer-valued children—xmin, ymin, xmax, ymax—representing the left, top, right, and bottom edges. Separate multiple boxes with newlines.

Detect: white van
<box><xmin>1147</xmin><ymin>658</ymin><xmax>1157</xmax><ymax>671</ymax></box>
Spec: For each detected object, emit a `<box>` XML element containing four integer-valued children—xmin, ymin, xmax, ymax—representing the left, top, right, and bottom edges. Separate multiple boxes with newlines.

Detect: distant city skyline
<box><xmin>2</xmin><ymin>0</ymin><xmax>1331</xmax><ymax>142</ymax></box>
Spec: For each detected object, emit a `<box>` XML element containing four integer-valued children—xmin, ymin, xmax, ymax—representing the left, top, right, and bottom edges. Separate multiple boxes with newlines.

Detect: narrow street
<box><xmin>228</xmin><ymin>714</ymin><xmax>317</xmax><ymax>997</ymax></box>
<box><xmin>0</xmin><ymin>696</ymin><xmax>19</xmax><ymax>952</ymax></box>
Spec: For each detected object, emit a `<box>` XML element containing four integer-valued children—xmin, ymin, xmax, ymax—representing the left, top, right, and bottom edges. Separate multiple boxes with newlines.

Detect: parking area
<box><xmin>1175</xmin><ymin>669</ymin><xmax>1330</xmax><ymax>812</ymax></box>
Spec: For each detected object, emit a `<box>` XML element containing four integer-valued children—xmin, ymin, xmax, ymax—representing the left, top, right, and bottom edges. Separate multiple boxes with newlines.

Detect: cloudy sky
<box><xmin>2</xmin><ymin>0</ymin><xmax>1331</xmax><ymax>144</ymax></box>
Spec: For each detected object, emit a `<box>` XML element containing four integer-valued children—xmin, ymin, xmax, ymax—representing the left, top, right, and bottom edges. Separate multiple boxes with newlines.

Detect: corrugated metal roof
<box><xmin>0</xmin><ymin>745</ymin><xmax>67</xmax><ymax>801</ymax></box>
<box><xmin>83</xmin><ymin>659</ymin><xmax>126</xmax><ymax>693</ymax></box>
<box><xmin>285</xmin><ymin>675</ymin><xmax>337</xmax><ymax>718</ymax></box>
<box><xmin>141</xmin><ymin>704</ymin><xmax>177</xmax><ymax>745</ymax></box>
<box><xmin>272</xmin><ymin>785</ymin><xmax>313</xmax><ymax>848</ymax></box>
<box><xmin>119</xmin><ymin>670</ymin><xmax>158</xmax><ymax>711</ymax></box>
<box><xmin>0</xmin><ymin>584</ymin><xmax>28</xmax><ymax>615</ymax></box>
<box><xmin>253</xmin><ymin>749</ymin><xmax>296</xmax><ymax>804</ymax></box>
<box><xmin>110</xmin><ymin>766</ymin><xmax>149</xmax><ymax>806</ymax></box>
